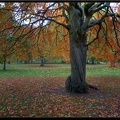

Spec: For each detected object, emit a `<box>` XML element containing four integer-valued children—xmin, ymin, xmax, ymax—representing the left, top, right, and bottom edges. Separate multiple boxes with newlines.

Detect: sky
<box><xmin>0</xmin><ymin>2</ymin><xmax>119</xmax><ymax>27</ymax></box>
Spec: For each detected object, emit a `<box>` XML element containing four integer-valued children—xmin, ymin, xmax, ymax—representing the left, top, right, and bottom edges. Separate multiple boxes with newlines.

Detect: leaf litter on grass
<box><xmin>0</xmin><ymin>76</ymin><xmax>120</xmax><ymax>117</ymax></box>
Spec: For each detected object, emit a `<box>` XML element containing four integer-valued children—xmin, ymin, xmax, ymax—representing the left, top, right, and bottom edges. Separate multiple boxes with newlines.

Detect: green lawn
<box><xmin>0</xmin><ymin>64</ymin><xmax>70</xmax><ymax>78</ymax></box>
<box><xmin>0</xmin><ymin>63</ymin><xmax>120</xmax><ymax>78</ymax></box>
<box><xmin>86</xmin><ymin>64</ymin><xmax>120</xmax><ymax>76</ymax></box>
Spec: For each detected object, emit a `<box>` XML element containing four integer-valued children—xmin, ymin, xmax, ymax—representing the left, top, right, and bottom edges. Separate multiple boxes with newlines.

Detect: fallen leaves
<box><xmin>0</xmin><ymin>75</ymin><xmax>120</xmax><ymax>117</ymax></box>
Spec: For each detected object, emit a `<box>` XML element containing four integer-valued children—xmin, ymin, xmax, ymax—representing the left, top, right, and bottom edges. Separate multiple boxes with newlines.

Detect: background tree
<box><xmin>87</xmin><ymin>10</ymin><xmax>120</xmax><ymax>67</ymax></box>
<box><xmin>30</xmin><ymin>21</ymin><xmax>70</xmax><ymax>66</ymax></box>
<box><xmin>0</xmin><ymin>4</ymin><xmax>15</xmax><ymax>70</ymax></box>
<box><xmin>0</xmin><ymin>2</ymin><xmax>34</xmax><ymax>69</ymax></box>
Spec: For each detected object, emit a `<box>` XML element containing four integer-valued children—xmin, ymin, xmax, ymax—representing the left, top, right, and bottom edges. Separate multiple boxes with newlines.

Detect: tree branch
<box><xmin>87</xmin><ymin>24</ymin><xmax>101</xmax><ymax>46</ymax></box>
<box><xmin>46</xmin><ymin>18</ymin><xmax>69</xmax><ymax>30</ymax></box>
<box><xmin>112</xmin><ymin>16</ymin><xmax>120</xmax><ymax>48</ymax></box>
<box><xmin>89</xmin><ymin>2</ymin><xmax>109</xmax><ymax>14</ymax></box>
<box><xmin>88</xmin><ymin>4</ymin><xmax>110</xmax><ymax>28</ymax></box>
<box><xmin>70</xmin><ymin>2</ymin><xmax>84</xmax><ymax>17</ymax></box>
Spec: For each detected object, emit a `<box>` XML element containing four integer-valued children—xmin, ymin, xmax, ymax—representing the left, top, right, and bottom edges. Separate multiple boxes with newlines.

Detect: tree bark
<box><xmin>65</xmin><ymin>34</ymin><xmax>88</xmax><ymax>93</ymax></box>
<box><xmin>3</xmin><ymin>55</ymin><xmax>6</xmax><ymax>70</ymax></box>
<box><xmin>40</xmin><ymin>56</ymin><xmax>44</xmax><ymax>66</ymax></box>
<box><xmin>65</xmin><ymin>5</ymin><xmax>89</xmax><ymax>93</ymax></box>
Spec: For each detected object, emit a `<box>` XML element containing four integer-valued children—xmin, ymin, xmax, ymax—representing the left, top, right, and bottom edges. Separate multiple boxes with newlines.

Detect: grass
<box><xmin>0</xmin><ymin>63</ymin><xmax>120</xmax><ymax>78</ymax></box>
<box><xmin>86</xmin><ymin>64</ymin><xmax>120</xmax><ymax>76</ymax></box>
<box><xmin>0</xmin><ymin>63</ymin><xmax>120</xmax><ymax>117</ymax></box>
<box><xmin>0</xmin><ymin>64</ymin><xmax>70</xmax><ymax>78</ymax></box>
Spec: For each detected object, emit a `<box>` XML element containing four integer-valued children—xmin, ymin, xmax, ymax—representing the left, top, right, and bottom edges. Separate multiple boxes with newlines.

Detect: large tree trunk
<box><xmin>65</xmin><ymin>34</ymin><xmax>88</xmax><ymax>93</ymax></box>
<box><xmin>65</xmin><ymin>5</ymin><xmax>88</xmax><ymax>93</ymax></box>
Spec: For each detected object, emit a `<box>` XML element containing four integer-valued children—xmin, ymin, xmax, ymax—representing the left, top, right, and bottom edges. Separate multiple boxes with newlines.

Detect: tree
<box><xmin>87</xmin><ymin>10</ymin><xmax>120</xmax><ymax>67</ymax></box>
<box><xmin>0</xmin><ymin>2</ymin><xmax>120</xmax><ymax>92</ymax></box>
<box><xmin>0</xmin><ymin>34</ymin><xmax>14</xmax><ymax>70</ymax></box>
<box><xmin>0</xmin><ymin>4</ymin><xmax>14</xmax><ymax>70</ymax></box>
<box><xmin>31</xmin><ymin>21</ymin><xmax>70</xmax><ymax>66</ymax></box>
<box><xmin>0</xmin><ymin>2</ymin><xmax>32</xmax><ymax>70</ymax></box>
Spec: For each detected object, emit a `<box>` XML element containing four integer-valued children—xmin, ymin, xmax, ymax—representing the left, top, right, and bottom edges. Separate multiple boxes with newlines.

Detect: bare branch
<box><xmin>89</xmin><ymin>2</ymin><xmax>109</xmax><ymax>14</ymax></box>
<box><xmin>46</xmin><ymin>18</ymin><xmax>69</xmax><ymax>30</ymax></box>
<box><xmin>87</xmin><ymin>24</ymin><xmax>101</xmax><ymax>46</ymax></box>
<box><xmin>88</xmin><ymin>5</ymin><xmax>109</xmax><ymax>28</ymax></box>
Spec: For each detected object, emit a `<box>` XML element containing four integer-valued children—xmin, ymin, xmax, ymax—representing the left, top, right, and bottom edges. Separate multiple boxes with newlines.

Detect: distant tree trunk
<box><xmin>3</xmin><ymin>55</ymin><xmax>6</xmax><ymax>70</ymax></box>
<box><xmin>108</xmin><ymin>53</ymin><xmax>116</xmax><ymax>67</ymax></box>
<box><xmin>28</xmin><ymin>60</ymin><xmax>30</xmax><ymax>64</ymax></box>
<box><xmin>109</xmin><ymin>60</ymin><xmax>116</xmax><ymax>67</ymax></box>
<box><xmin>17</xmin><ymin>59</ymin><xmax>19</xmax><ymax>63</ymax></box>
<box><xmin>24</xmin><ymin>60</ymin><xmax>28</xmax><ymax>64</ymax></box>
<box><xmin>91</xmin><ymin>57</ymin><xmax>95</xmax><ymax>64</ymax></box>
<box><xmin>61</xmin><ymin>60</ymin><xmax>66</xmax><ymax>63</ymax></box>
<box><xmin>40</xmin><ymin>56</ymin><xmax>44</xmax><ymax>66</ymax></box>
<box><xmin>117</xmin><ymin>60</ymin><xmax>120</xmax><ymax>67</ymax></box>
<box><xmin>65</xmin><ymin>5</ymin><xmax>88</xmax><ymax>93</ymax></box>
<box><xmin>20</xmin><ymin>61</ymin><xmax>22</xmax><ymax>63</ymax></box>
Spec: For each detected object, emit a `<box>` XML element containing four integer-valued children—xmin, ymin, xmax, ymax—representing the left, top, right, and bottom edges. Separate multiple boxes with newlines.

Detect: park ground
<box><xmin>0</xmin><ymin>63</ymin><xmax>120</xmax><ymax>117</ymax></box>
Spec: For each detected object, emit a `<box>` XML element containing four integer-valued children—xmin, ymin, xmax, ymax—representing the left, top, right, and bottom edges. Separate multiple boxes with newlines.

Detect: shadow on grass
<box><xmin>52</xmin><ymin>86</ymin><xmax>115</xmax><ymax>100</ymax></box>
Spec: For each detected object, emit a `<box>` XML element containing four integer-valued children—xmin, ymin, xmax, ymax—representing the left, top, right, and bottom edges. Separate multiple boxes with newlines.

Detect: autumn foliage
<box><xmin>0</xmin><ymin>2</ymin><xmax>120</xmax><ymax>67</ymax></box>
<box><xmin>87</xmin><ymin>9</ymin><xmax>120</xmax><ymax>67</ymax></box>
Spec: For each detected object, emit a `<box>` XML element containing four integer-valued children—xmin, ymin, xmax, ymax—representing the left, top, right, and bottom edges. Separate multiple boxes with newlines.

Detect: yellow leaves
<box><xmin>93</xmin><ymin>12</ymin><xmax>102</xmax><ymax>20</ymax></box>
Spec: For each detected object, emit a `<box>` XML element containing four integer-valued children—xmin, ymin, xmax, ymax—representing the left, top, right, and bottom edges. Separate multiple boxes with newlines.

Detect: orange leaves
<box><xmin>30</xmin><ymin>21</ymin><xmax>70</xmax><ymax>61</ymax></box>
<box><xmin>0</xmin><ymin>12</ymin><xmax>12</xmax><ymax>29</ymax></box>
<box><xmin>0</xmin><ymin>2</ymin><xmax>70</xmax><ymax>62</ymax></box>
<box><xmin>87</xmin><ymin>12</ymin><xmax>120</xmax><ymax>62</ymax></box>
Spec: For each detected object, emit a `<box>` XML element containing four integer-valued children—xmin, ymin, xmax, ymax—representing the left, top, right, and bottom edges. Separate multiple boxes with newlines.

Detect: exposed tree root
<box><xmin>65</xmin><ymin>76</ymin><xmax>98</xmax><ymax>92</ymax></box>
<box><xmin>88</xmin><ymin>84</ymin><xmax>98</xmax><ymax>90</ymax></box>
